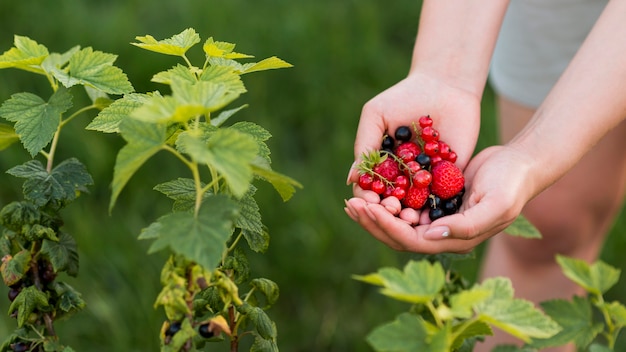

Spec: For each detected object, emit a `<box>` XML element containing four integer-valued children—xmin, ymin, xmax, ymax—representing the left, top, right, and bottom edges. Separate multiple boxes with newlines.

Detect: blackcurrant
<box><xmin>165</xmin><ymin>321</ymin><xmax>182</xmax><ymax>336</ymax></box>
<box><xmin>8</xmin><ymin>287</ymin><xmax>20</xmax><ymax>302</ymax></box>
<box><xmin>415</xmin><ymin>153</ymin><xmax>431</xmax><ymax>169</ymax></box>
<box><xmin>426</xmin><ymin>195</ymin><xmax>441</xmax><ymax>209</ymax></box>
<box><xmin>442</xmin><ymin>198</ymin><xmax>458</xmax><ymax>215</ymax></box>
<box><xmin>429</xmin><ymin>207</ymin><xmax>445</xmax><ymax>221</ymax></box>
<box><xmin>381</xmin><ymin>135</ymin><xmax>395</xmax><ymax>150</ymax></box>
<box><xmin>198</xmin><ymin>323</ymin><xmax>214</xmax><ymax>338</ymax></box>
<box><xmin>394</xmin><ymin>126</ymin><xmax>412</xmax><ymax>142</ymax></box>
<box><xmin>11</xmin><ymin>342</ymin><xmax>29</xmax><ymax>352</ymax></box>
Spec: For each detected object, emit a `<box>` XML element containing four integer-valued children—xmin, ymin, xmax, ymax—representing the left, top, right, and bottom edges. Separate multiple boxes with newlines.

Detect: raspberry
<box><xmin>430</xmin><ymin>160</ymin><xmax>465</xmax><ymax>199</ymax></box>
<box><xmin>373</xmin><ymin>157</ymin><xmax>401</xmax><ymax>182</ymax></box>
<box><xmin>395</xmin><ymin>141</ymin><xmax>421</xmax><ymax>163</ymax></box>
<box><xmin>403</xmin><ymin>186</ymin><xmax>430</xmax><ymax>210</ymax></box>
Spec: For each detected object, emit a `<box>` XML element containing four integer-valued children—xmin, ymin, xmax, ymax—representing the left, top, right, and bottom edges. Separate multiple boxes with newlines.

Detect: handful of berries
<box><xmin>356</xmin><ymin>115</ymin><xmax>465</xmax><ymax>221</ymax></box>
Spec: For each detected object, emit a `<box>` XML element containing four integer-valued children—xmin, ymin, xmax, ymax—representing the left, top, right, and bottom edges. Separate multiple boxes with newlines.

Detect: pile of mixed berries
<box><xmin>356</xmin><ymin>115</ymin><xmax>465</xmax><ymax>221</ymax></box>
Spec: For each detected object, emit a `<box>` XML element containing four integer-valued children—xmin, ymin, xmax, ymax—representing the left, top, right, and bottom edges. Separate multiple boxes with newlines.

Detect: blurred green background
<box><xmin>0</xmin><ymin>1</ymin><xmax>624</xmax><ymax>351</ymax></box>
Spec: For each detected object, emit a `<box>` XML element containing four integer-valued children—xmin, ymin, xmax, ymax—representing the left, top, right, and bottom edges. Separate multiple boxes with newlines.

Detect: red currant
<box><xmin>405</xmin><ymin>160</ymin><xmax>421</xmax><ymax>175</ymax></box>
<box><xmin>430</xmin><ymin>155</ymin><xmax>443</xmax><ymax>165</ymax></box>
<box><xmin>438</xmin><ymin>141</ymin><xmax>451</xmax><ymax>160</ymax></box>
<box><xmin>412</xmin><ymin>169</ymin><xmax>432</xmax><ymax>187</ymax></box>
<box><xmin>371</xmin><ymin>179</ymin><xmax>386</xmax><ymax>194</ymax></box>
<box><xmin>391</xmin><ymin>187</ymin><xmax>406</xmax><ymax>200</ymax></box>
<box><xmin>394</xmin><ymin>175</ymin><xmax>410</xmax><ymax>190</ymax></box>
<box><xmin>447</xmin><ymin>151</ymin><xmax>458</xmax><ymax>163</ymax></box>
<box><xmin>420</xmin><ymin>126</ymin><xmax>440</xmax><ymax>142</ymax></box>
<box><xmin>358</xmin><ymin>173</ymin><xmax>374</xmax><ymax>190</ymax></box>
<box><xmin>423</xmin><ymin>140</ymin><xmax>440</xmax><ymax>156</ymax></box>
<box><xmin>418</xmin><ymin>115</ymin><xmax>433</xmax><ymax>128</ymax></box>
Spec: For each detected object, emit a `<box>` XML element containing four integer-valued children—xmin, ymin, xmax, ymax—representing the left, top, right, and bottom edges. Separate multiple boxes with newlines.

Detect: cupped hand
<box><xmin>345</xmin><ymin>145</ymin><xmax>537</xmax><ymax>254</ymax></box>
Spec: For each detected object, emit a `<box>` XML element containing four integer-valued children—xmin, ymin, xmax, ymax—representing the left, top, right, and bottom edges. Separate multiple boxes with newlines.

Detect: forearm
<box><xmin>509</xmin><ymin>0</ymin><xmax>626</xmax><ymax>198</ymax></box>
<box><xmin>410</xmin><ymin>0</ymin><xmax>510</xmax><ymax>97</ymax></box>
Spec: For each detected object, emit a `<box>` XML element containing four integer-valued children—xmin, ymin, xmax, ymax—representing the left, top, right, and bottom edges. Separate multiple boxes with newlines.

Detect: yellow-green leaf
<box><xmin>505</xmin><ymin>215</ymin><xmax>542</xmax><ymax>239</ymax></box>
<box><xmin>0</xmin><ymin>35</ymin><xmax>49</xmax><ymax>73</ymax></box>
<box><xmin>132</xmin><ymin>28</ymin><xmax>200</xmax><ymax>57</ymax></box>
<box><xmin>0</xmin><ymin>123</ymin><xmax>19</xmax><ymax>150</ymax></box>
<box><xmin>556</xmin><ymin>255</ymin><xmax>621</xmax><ymax>295</ymax></box>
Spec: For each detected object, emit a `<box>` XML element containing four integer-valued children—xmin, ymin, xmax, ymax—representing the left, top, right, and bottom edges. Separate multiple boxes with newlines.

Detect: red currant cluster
<box><xmin>356</xmin><ymin>115</ymin><xmax>465</xmax><ymax>221</ymax></box>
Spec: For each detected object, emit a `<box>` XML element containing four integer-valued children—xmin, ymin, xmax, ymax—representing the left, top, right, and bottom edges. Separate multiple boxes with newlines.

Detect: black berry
<box><xmin>8</xmin><ymin>287</ymin><xmax>20</xmax><ymax>302</ymax></box>
<box><xmin>426</xmin><ymin>195</ymin><xmax>441</xmax><ymax>209</ymax></box>
<box><xmin>11</xmin><ymin>342</ymin><xmax>29</xmax><ymax>352</ymax></box>
<box><xmin>165</xmin><ymin>321</ymin><xmax>182</xmax><ymax>336</ymax></box>
<box><xmin>429</xmin><ymin>207</ymin><xmax>445</xmax><ymax>221</ymax></box>
<box><xmin>198</xmin><ymin>323</ymin><xmax>214</xmax><ymax>338</ymax></box>
<box><xmin>442</xmin><ymin>198</ymin><xmax>458</xmax><ymax>215</ymax></box>
<box><xmin>394</xmin><ymin>126</ymin><xmax>412</xmax><ymax>142</ymax></box>
<box><xmin>415</xmin><ymin>153</ymin><xmax>431</xmax><ymax>169</ymax></box>
<box><xmin>381</xmin><ymin>135</ymin><xmax>395</xmax><ymax>150</ymax></box>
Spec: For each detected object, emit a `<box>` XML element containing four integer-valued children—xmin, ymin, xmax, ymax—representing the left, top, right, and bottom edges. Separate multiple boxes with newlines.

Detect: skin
<box><xmin>345</xmin><ymin>0</ymin><xmax>626</xmax><ymax>350</ymax></box>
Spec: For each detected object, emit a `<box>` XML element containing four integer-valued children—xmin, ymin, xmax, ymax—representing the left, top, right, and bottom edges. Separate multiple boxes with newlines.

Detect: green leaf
<box><xmin>556</xmin><ymin>255</ymin><xmax>621</xmax><ymax>295</ymax></box>
<box><xmin>203</xmin><ymin>37</ymin><xmax>253</xmax><ymax>59</ymax></box>
<box><xmin>177</xmin><ymin>128</ymin><xmax>258</xmax><ymax>198</ymax></box>
<box><xmin>0</xmin><ymin>89</ymin><xmax>72</xmax><ymax>157</ymax></box>
<box><xmin>41</xmin><ymin>232</ymin><xmax>79</xmax><ymax>277</ymax></box>
<box><xmin>153</xmin><ymin>178</ymin><xmax>199</xmax><ymax>212</ymax></box>
<box><xmin>0</xmin><ymin>123</ymin><xmax>19</xmax><ymax>150</ymax></box>
<box><xmin>251</xmin><ymin>158</ymin><xmax>302</xmax><ymax>202</ymax></box>
<box><xmin>8</xmin><ymin>158</ymin><xmax>93</xmax><ymax>207</ymax></box>
<box><xmin>475</xmin><ymin>278</ymin><xmax>561</xmax><ymax>342</ymax></box>
<box><xmin>148</xmin><ymin>195</ymin><xmax>238</xmax><ymax>271</ymax></box>
<box><xmin>356</xmin><ymin>260</ymin><xmax>446</xmax><ymax>304</ymax></box>
<box><xmin>236</xmin><ymin>187</ymin><xmax>268</xmax><ymax>253</ymax></box>
<box><xmin>240</xmin><ymin>56</ymin><xmax>293</xmax><ymax>74</ymax></box>
<box><xmin>51</xmin><ymin>281</ymin><xmax>86</xmax><ymax>315</ymax></box>
<box><xmin>0</xmin><ymin>249</ymin><xmax>31</xmax><ymax>286</ymax></box>
<box><xmin>250</xmin><ymin>335</ymin><xmax>279</xmax><ymax>352</ymax></box>
<box><xmin>8</xmin><ymin>285</ymin><xmax>49</xmax><ymax>327</ymax></box>
<box><xmin>210</xmin><ymin>104</ymin><xmax>247</xmax><ymax>127</ymax></box>
<box><xmin>199</xmin><ymin>65</ymin><xmax>246</xmax><ymax>95</ymax></box>
<box><xmin>589</xmin><ymin>343</ymin><xmax>614</xmax><ymax>352</ymax></box>
<box><xmin>504</xmin><ymin>215</ymin><xmax>542</xmax><ymax>239</ymax></box>
<box><xmin>606</xmin><ymin>301</ymin><xmax>626</xmax><ymax>328</ymax></box>
<box><xmin>111</xmin><ymin>118</ymin><xmax>167</xmax><ymax>210</ymax></box>
<box><xmin>448</xmin><ymin>287</ymin><xmax>492</xmax><ymax>319</ymax></box>
<box><xmin>172</xmin><ymin>79</ymin><xmax>240</xmax><ymax>116</ymax></box>
<box><xmin>51</xmin><ymin>47</ymin><xmax>133</xmax><ymax>94</ymax></box>
<box><xmin>86</xmin><ymin>93</ymin><xmax>149</xmax><ymax>133</ymax></box>
<box><xmin>230</xmin><ymin>121</ymin><xmax>272</xmax><ymax>163</ymax></box>
<box><xmin>151</xmin><ymin>64</ymin><xmax>197</xmax><ymax>85</ymax></box>
<box><xmin>248</xmin><ymin>306</ymin><xmax>277</xmax><ymax>340</ymax></box>
<box><xmin>531</xmin><ymin>296</ymin><xmax>602</xmax><ymax>349</ymax></box>
<box><xmin>162</xmin><ymin>319</ymin><xmax>196</xmax><ymax>352</ymax></box>
<box><xmin>0</xmin><ymin>35</ymin><xmax>49</xmax><ymax>73</ymax></box>
<box><xmin>133</xmin><ymin>28</ymin><xmax>201</xmax><ymax>57</ymax></box>
<box><xmin>366</xmin><ymin>313</ymin><xmax>449</xmax><ymax>352</ymax></box>
<box><xmin>250</xmin><ymin>278</ymin><xmax>280</xmax><ymax>309</ymax></box>
<box><xmin>451</xmin><ymin>320</ymin><xmax>492</xmax><ymax>351</ymax></box>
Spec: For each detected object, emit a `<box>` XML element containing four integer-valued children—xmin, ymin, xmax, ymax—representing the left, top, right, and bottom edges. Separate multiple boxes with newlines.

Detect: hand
<box><xmin>345</xmin><ymin>69</ymin><xmax>481</xmax><ymax>231</ymax></box>
<box><xmin>345</xmin><ymin>146</ymin><xmax>536</xmax><ymax>254</ymax></box>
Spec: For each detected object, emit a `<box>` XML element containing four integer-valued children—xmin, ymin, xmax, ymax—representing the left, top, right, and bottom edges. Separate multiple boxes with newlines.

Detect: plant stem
<box><xmin>229</xmin><ymin>305</ymin><xmax>239</xmax><ymax>352</ymax></box>
<box><xmin>46</xmin><ymin>129</ymin><xmax>61</xmax><ymax>173</ymax></box>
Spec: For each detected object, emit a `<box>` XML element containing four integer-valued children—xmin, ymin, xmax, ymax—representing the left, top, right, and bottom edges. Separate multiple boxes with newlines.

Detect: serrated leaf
<box><xmin>366</xmin><ymin>313</ymin><xmax>449</xmax><ymax>352</ymax></box>
<box><xmin>148</xmin><ymin>195</ymin><xmax>238</xmax><ymax>271</ymax></box>
<box><xmin>236</xmin><ymin>187</ymin><xmax>267</xmax><ymax>253</ymax></box>
<box><xmin>40</xmin><ymin>46</ymin><xmax>81</xmax><ymax>74</ymax></box>
<box><xmin>177</xmin><ymin>128</ymin><xmax>258</xmax><ymax>198</ymax></box>
<box><xmin>130</xmin><ymin>94</ymin><xmax>179</xmax><ymax>123</ymax></box>
<box><xmin>1</xmin><ymin>250</ymin><xmax>31</xmax><ymax>286</ymax></box>
<box><xmin>230</xmin><ymin>121</ymin><xmax>272</xmax><ymax>163</ymax></box>
<box><xmin>251</xmin><ymin>158</ymin><xmax>301</xmax><ymax>202</ymax></box>
<box><xmin>449</xmin><ymin>287</ymin><xmax>492</xmax><ymax>319</ymax></box>
<box><xmin>111</xmin><ymin>118</ymin><xmax>167</xmax><ymax>211</ymax></box>
<box><xmin>250</xmin><ymin>278</ymin><xmax>279</xmax><ymax>309</ymax></box>
<box><xmin>8</xmin><ymin>158</ymin><xmax>93</xmax><ymax>207</ymax></box>
<box><xmin>531</xmin><ymin>296</ymin><xmax>602</xmax><ymax>349</ymax></box>
<box><xmin>475</xmin><ymin>278</ymin><xmax>561</xmax><ymax>342</ymax></box>
<box><xmin>606</xmin><ymin>301</ymin><xmax>626</xmax><ymax>327</ymax></box>
<box><xmin>247</xmin><ymin>306</ymin><xmax>277</xmax><ymax>340</ymax></box>
<box><xmin>153</xmin><ymin>178</ymin><xmax>201</xmax><ymax>212</ymax></box>
<box><xmin>0</xmin><ymin>35</ymin><xmax>49</xmax><ymax>73</ymax></box>
<box><xmin>51</xmin><ymin>47</ymin><xmax>133</xmax><ymax>94</ymax></box>
<box><xmin>41</xmin><ymin>232</ymin><xmax>79</xmax><ymax>277</ymax></box>
<box><xmin>133</xmin><ymin>28</ymin><xmax>201</xmax><ymax>57</ymax></box>
<box><xmin>0</xmin><ymin>89</ymin><xmax>72</xmax><ymax>156</ymax></box>
<box><xmin>240</xmin><ymin>56</ymin><xmax>293</xmax><ymax>74</ymax></box>
<box><xmin>8</xmin><ymin>285</ymin><xmax>49</xmax><ymax>327</ymax></box>
<box><xmin>199</xmin><ymin>65</ymin><xmax>246</xmax><ymax>95</ymax></box>
<box><xmin>151</xmin><ymin>64</ymin><xmax>197</xmax><ymax>85</ymax></box>
<box><xmin>0</xmin><ymin>123</ymin><xmax>19</xmax><ymax>150</ymax></box>
<box><xmin>360</xmin><ymin>260</ymin><xmax>446</xmax><ymax>304</ymax></box>
<box><xmin>250</xmin><ymin>335</ymin><xmax>279</xmax><ymax>352</ymax></box>
<box><xmin>210</xmin><ymin>104</ymin><xmax>247</xmax><ymax>127</ymax></box>
<box><xmin>451</xmin><ymin>320</ymin><xmax>492</xmax><ymax>351</ymax></box>
<box><xmin>87</xmin><ymin>93</ymin><xmax>149</xmax><ymax>133</ymax></box>
<box><xmin>203</xmin><ymin>37</ymin><xmax>253</xmax><ymax>59</ymax></box>
<box><xmin>51</xmin><ymin>281</ymin><xmax>85</xmax><ymax>314</ymax></box>
<box><xmin>556</xmin><ymin>255</ymin><xmax>621</xmax><ymax>295</ymax></box>
<box><xmin>504</xmin><ymin>215</ymin><xmax>542</xmax><ymax>239</ymax></box>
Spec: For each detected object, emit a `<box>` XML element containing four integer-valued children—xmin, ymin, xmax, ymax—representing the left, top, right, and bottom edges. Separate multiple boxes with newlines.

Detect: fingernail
<box><xmin>346</xmin><ymin>161</ymin><xmax>357</xmax><ymax>185</ymax></box>
<box><xmin>424</xmin><ymin>226</ymin><xmax>450</xmax><ymax>239</ymax></box>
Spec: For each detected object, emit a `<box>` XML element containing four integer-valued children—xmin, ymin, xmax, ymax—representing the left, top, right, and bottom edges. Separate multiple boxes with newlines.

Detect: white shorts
<box><xmin>488</xmin><ymin>0</ymin><xmax>607</xmax><ymax>108</ymax></box>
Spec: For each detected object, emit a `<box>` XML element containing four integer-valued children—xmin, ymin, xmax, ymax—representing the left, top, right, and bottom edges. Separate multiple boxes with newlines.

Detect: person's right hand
<box><xmin>346</xmin><ymin>69</ymin><xmax>482</xmax><ymax>226</ymax></box>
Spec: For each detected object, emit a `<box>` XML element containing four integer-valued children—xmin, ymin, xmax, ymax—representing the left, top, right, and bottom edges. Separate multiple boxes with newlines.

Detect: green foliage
<box><xmin>0</xmin><ymin>33</ymin><xmax>131</xmax><ymax>351</ymax></box>
<box><xmin>93</xmin><ymin>28</ymin><xmax>300</xmax><ymax>351</ymax></box>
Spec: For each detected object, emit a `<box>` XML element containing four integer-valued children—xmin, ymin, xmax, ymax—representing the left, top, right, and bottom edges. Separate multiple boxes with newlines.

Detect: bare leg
<box><xmin>475</xmin><ymin>95</ymin><xmax>626</xmax><ymax>352</ymax></box>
